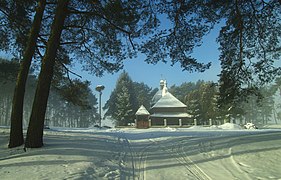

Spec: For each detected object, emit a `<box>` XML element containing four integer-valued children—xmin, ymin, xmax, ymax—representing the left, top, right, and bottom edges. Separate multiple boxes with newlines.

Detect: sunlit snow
<box><xmin>1</xmin><ymin>124</ymin><xmax>281</xmax><ymax>180</ymax></box>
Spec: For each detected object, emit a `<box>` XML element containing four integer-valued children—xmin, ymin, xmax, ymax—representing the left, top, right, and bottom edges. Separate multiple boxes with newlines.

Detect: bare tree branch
<box><xmin>60</xmin><ymin>41</ymin><xmax>79</xmax><ymax>45</ymax></box>
<box><xmin>68</xmin><ymin>9</ymin><xmax>136</xmax><ymax>49</ymax></box>
<box><xmin>57</xmin><ymin>60</ymin><xmax>82</xmax><ymax>79</ymax></box>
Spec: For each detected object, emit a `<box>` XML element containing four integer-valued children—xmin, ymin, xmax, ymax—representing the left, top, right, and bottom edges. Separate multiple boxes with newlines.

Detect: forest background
<box><xmin>1</xmin><ymin>61</ymin><xmax>280</xmax><ymax>128</ymax></box>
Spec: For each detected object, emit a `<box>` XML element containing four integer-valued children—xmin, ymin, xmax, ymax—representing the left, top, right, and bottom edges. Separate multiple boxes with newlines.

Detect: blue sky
<box><xmin>0</xmin><ymin>23</ymin><xmax>222</xmax><ymax>113</ymax></box>
<box><xmin>81</xmin><ymin>24</ymin><xmax>222</xmax><ymax>106</ymax></box>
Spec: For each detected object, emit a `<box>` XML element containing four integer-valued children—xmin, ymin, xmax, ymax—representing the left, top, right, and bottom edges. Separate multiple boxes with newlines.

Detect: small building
<box><xmin>150</xmin><ymin>80</ymin><xmax>191</xmax><ymax>126</ymax></box>
<box><xmin>135</xmin><ymin>105</ymin><xmax>150</xmax><ymax>128</ymax></box>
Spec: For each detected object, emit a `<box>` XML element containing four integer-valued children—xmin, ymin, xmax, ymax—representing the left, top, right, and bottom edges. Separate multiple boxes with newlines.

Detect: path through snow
<box><xmin>1</xmin><ymin>125</ymin><xmax>281</xmax><ymax>180</ymax></box>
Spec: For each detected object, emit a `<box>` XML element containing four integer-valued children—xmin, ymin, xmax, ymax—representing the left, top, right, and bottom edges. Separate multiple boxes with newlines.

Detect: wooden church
<box><xmin>149</xmin><ymin>80</ymin><xmax>191</xmax><ymax>126</ymax></box>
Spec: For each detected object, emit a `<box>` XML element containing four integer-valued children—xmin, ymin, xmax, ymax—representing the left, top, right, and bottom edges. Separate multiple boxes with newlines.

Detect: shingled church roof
<box><xmin>149</xmin><ymin>79</ymin><xmax>191</xmax><ymax>120</ymax></box>
<box><xmin>150</xmin><ymin>79</ymin><xmax>187</xmax><ymax>109</ymax></box>
<box><xmin>151</xmin><ymin>92</ymin><xmax>187</xmax><ymax>109</ymax></box>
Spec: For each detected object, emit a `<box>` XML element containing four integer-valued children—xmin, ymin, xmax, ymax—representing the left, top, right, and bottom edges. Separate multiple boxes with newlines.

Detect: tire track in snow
<box><xmin>116</xmin><ymin>131</ymin><xmax>154</xmax><ymax>180</ymax></box>
<box><xmin>177</xmin><ymin>141</ymin><xmax>211</xmax><ymax>180</ymax></box>
<box><xmin>149</xmin><ymin>138</ymin><xmax>210</xmax><ymax>180</ymax></box>
<box><xmin>227</xmin><ymin>147</ymin><xmax>251</xmax><ymax>180</ymax></box>
<box><xmin>172</xmin><ymin>139</ymin><xmax>211</xmax><ymax>180</ymax></box>
<box><xmin>197</xmin><ymin>136</ymin><xmax>252</xmax><ymax>180</ymax></box>
<box><xmin>135</xmin><ymin>141</ymin><xmax>153</xmax><ymax>180</ymax></box>
<box><xmin>116</xmin><ymin>132</ymin><xmax>135</xmax><ymax>179</ymax></box>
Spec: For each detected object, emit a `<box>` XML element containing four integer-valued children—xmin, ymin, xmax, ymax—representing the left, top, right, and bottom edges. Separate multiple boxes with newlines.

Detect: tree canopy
<box><xmin>218</xmin><ymin>0</ymin><xmax>281</xmax><ymax>109</ymax></box>
<box><xmin>104</xmin><ymin>71</ymin><xmax>156</xmax><ymax>126</ymax></box>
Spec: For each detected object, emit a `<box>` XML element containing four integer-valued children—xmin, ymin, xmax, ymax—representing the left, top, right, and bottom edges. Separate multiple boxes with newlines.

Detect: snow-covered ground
<box><xmin>1</xmin><ymin>123</ymin><xmax>281</xmax><ymax>180</ymax></box>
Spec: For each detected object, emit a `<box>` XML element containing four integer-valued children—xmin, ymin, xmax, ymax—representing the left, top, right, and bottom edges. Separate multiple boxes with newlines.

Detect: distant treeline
<box><xmin>0</xmin><ymin>58</ymin><xmax>99</xmax><ymax>128</ymax></box>
<box><xmin>104</xmin><ymin>71</ymin><xmax>281</xmax><ymax>126</ymax></box>
<box><xmin>1</xmin><ymin>59</ymin><xmax>281</xmax><ymax>128</ymax></box>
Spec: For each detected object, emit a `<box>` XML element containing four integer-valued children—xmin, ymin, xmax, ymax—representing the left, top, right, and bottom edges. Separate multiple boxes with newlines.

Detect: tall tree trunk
<box><xmin>8</xmin><ymin>0</ymin><xmax>46</xmax><ymax>148</ymax></box>
<box><xmin>25</xmin><ymin>0</ymin><xmax>69</xmax><ymax>148</ymax></box>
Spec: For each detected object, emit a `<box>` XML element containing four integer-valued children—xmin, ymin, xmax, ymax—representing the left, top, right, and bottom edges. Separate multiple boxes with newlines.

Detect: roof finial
<box><xmin>160</xmin><ymin>79</ymin><xmax>165</xmax><ymax>90</ymax></box>
<box><xmin>162</xmin><ymin>80</ymin><xmax>168</xmax><ymax>96</ymax></box>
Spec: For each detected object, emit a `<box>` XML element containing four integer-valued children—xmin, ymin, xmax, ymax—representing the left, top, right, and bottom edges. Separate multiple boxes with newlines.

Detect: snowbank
<box><xmin>187</xmin><ymin>123</ymin><xmax>243</xmax><ymax>130</ymax></box>
<box><xmin>218</xmin><ymin>122</ymin><xmax>243</xmax><ymax>130</ymax></box>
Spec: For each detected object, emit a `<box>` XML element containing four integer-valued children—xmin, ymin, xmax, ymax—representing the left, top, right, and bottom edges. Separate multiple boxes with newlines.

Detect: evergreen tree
<box><xmin>218</xmin><ymin>1</ymin><xmax>281</xmax><ymax>110</ymax></box>
<box><xmin>0</xmin><ymin>0</ymin><xmax>34</xmax><ymax>56</ymax></box>
<box><xmin>140</xmin><ymin>0</ymin><xmax>222</xmax><ymax>72</ymax></box>
<box><xmin>104</xmin><ymin>72</ymin><xmax>157</xmax><ymax>126</ymax></box>
<box><xmin>0</xmin><ymin>58</ymin><xmax>19</xmax><ymax>126</ymax></box>
<box><xmin>133</xmin><ymin>82</ymin><xmax>156</xmax><ymax>110</ymax></box>
<box><xmin>25</xmin><ymin>0</ymin><xmax>70</xmax><ymax>148</ymax></box>
<box><xmin>25</xmin><ymin>0</ymin><xmax>159</xmax><ymax>147</ymax></box>
<box><xmin>186</xmin><ymin>90</ymin><xmax>202</xmax><ymax>124</ymax></box>
<box><xmin>241</xmin><ymin>86</ymin><xmax>275</xmax><ymax>125</ymax></box>
<box><xmin>115</xmin><ymin>85</ymin><xmax>133</xmax><ymax>126</ymax></box>
<box><xmin>170</xmin><ymin>82</ymin><xmax>198</xmax><ymax>103</ymax></box>
<box><xmin>200</xmin><ymin>83</ymin><xmax>216</xmax><ymax>124</ymax></box>
<box><xmin>169</xmin><ymin>81</ymin><xmax>219</xmax><ymax>125</ymax></box>
<box><xmin>104</xmin><ymin>71</ymin><xmax>136</xmax><ymax>126</ymax></box>
<box><xmin>9</xmin><ymin>0</ymin><xmax>46</xmax><ymax>148</ymax></box>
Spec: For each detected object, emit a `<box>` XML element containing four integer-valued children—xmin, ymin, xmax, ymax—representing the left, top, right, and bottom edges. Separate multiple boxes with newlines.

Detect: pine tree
<box><xmin>133</xmin><ymin>82</ymin><xmax>155</xmax><ymax>110</ymax></box>
<box><xmin>9</xmin><ymin>0</ymin><xmax>46</xmax><ymax>148</ymax></box>
<box><xmin>25</xmin><ymin>0</ymin><xmax>70</xmax><ymax>148</ymax></box>
<box><xmin>218</xmin><ymin>0</ymin><xmax>281</xmax><ymax>110</ymax></box>
<box><xmin>199</xmin><ymin>82</ymin><xmax>218</xmax><ymax>124</ymax></box>
<box><xmin>104</xmin><ymin>71</ymin><xmax>136</xmax><ymax>126</ymax></box>
<box><xmin>115</xmin><ymin>86</ymin><xmax>133</xmax><ymax>126</ymax></box>
<box><xmin>186</xmin><ymin>90</ymin><xmax>202</xmax><ymax>125</ymax></box>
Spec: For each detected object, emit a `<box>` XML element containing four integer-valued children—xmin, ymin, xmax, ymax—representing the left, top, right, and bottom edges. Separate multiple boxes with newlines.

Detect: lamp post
<box><xmin>95</xmin><ymin>85</ymin><xmax>105</xmax><ymax>127</ymax></box>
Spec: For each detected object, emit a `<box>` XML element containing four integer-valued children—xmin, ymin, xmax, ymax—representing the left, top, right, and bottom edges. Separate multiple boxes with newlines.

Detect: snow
<box><xmin>135</xmin><ymin>105</ymin><xmax>150</xmax><ymax>115</ymax></box>
<box><xmin>218</xmin><ymin>122</ymin><xmax>243</xmax><ymax>130</ymax></box>
<box><xmin>1</xmin><ymin>124</ymin><xmax>281</xmax><ymax>180</ymax></box>
<box><xmin>151</xmin><ymin>92</ymin><xmax>187</xmax><ymax>108</ymax></box>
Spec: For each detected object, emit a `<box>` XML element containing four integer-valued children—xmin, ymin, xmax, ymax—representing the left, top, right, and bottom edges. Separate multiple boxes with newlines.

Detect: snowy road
<box><xmin>115</xmin><ymin>132</ymin><xmax>211</xmax><ymax>180</ymax></box>
<box><xmin>1</xmin><ymin>125</ymin><xmax>281</xmax><ymax>180</ymax></box>
<box><xmin>108</xmin><ymin>128</ymin><xmax>281</xmax><ymax>180</ymax></box>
